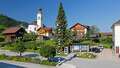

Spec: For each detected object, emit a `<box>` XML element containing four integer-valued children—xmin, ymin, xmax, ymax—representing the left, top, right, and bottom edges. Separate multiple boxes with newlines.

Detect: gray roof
<box><xmin>112</xmin><ymin>20</ymin><xmax>120</xmax><ymax>28</ymax></box>
<box><xmin>113</xmin><ymin>20</ymin><xmax>120</xmax><ymax>25</ymax></box>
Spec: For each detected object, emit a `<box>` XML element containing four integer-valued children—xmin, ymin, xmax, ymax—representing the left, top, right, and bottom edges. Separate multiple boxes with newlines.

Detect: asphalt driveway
<box><xmin>59</xmin><ymin>49</ymin><xmax>120</xmax><ymax>68</ymax></box>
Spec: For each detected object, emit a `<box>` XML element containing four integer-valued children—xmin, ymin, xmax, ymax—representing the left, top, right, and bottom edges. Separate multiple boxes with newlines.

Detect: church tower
<box><xmin>37</xmin><ymin>8</ymin><xmax>43</xmax><ymax>28</ymax></box>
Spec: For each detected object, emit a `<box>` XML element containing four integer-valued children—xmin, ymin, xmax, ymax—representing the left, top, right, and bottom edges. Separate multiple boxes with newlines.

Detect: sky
<box><xmin>0</xmin><ymin>0</ymin><xmax>120</xmax><ymax>32</ymax></box>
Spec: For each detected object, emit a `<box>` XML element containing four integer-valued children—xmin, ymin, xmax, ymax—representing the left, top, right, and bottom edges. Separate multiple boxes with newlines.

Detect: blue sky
<box><xmin>0</xmin><ymin>0</ymin><xmax>120</xmax><ymax>32</ymax></box>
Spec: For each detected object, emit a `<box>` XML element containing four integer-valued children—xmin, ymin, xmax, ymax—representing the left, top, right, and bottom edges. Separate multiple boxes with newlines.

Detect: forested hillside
<box><xmin>0</xmin><ymin>14</ymin><xmax>28</xmax><ymax>32</ymax></box>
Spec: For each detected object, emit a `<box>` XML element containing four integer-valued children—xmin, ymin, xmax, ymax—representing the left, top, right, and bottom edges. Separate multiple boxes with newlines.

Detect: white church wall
<box><xmin>27</xmin><ymin>25</ymin><xmax>37</xmax><ymax>33</ymax></box>
<box><xmin>37</xmin><ymin>9</ymin><xmax>42</xmax><ymax>28</ymax></box>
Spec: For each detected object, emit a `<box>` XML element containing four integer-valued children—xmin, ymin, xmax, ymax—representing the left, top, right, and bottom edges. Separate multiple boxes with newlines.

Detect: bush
<box><xmin>0</xmin><ymin>36</ymin><xmax>5</xmax><ymax>42</ymax></box>
<box><xmin>7</xmin><ymin>56</ymin><xmax>32</xmax><ymax>62</ymax></box>
<box><xmin>39</xmin><ymin>45</ymin><xmax>56</xmax><ymax>58</ymax></box>
<box><xmin>40</xmin><ymin>60</ymin><xmax>57</xmax><ymax>66</ymax></box>
<box><xmin>31</xmin><ymin>58</ymin><xmax>41</xmax><ymax>64</ymax></box>
<box><xmin>103</xmin><ymin>44</ymin><xmax>112</xmax><ymax>49</ymax></box>
<box><xmin>77</xmin><ymin>52</ymin><xmax>96</xmax><ymax>59</ymax></box>
<box><xmin>25</xmin><ymin>41</ymin><xmax>38</xmax><ymax>50</ymax></box>
<box><xmin>0</xmin><ymin>54</ymin><xmax>7</xmax><ymax>60</ymax></box>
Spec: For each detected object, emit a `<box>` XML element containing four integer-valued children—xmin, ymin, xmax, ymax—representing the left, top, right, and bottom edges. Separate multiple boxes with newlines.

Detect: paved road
<box><xmin>0</xmin><ymin>49</ymin><xmax>39</xmax><ymax>57</ymax></box>
<box><xmin>59</xmin><ymin>49</ymin><xmax>120</xmax><ymax>68</ymax></box>
<box><xmin>0</xmin><ymin>60</ymin><xmax>56</xmax><ymax>68</ymax></box>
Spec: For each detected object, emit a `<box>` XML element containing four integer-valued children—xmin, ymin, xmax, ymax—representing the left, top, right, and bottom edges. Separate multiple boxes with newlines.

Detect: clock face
<box><xmin>38</xmin><ymin>17</ymin><xmax>41</xmax><ymax>19</ymax></box>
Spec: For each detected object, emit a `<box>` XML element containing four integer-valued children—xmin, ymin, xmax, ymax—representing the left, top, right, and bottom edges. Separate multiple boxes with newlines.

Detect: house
<box><xmin>112</xmin><ymin>20</ymin><xmax>120</xmax><ymax>54</ymax></box>
<box><xmin>70</xmin><ymin>23</ymin><xmax>89</xmax><ymax>40</ymax></box>
<box><xmin>101</xmin><ymin>32</ymin><xmax>112</xmax><ymax>37</ymax></box>
<box><xmin>2</xmin><ymin>27</ymin><xmax>26</xmax><ymax>42</ymax></box>
<box><xmin>26</xmin><ymin>21</ymin><xmax>37</xmax><ymax>33</ymax></box>
<box><xmin>90</xmin><ymin>32</ymin><xmax>112</xmax><ymax>39</ymax></box>
<box><xmin>37</xmin><ymin>27</ymin><xmax>53</xmax><ymax>40</ymax></box>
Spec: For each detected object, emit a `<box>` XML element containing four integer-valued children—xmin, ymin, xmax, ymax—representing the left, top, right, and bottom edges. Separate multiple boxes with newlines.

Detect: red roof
<box><xmin>37</xmin><ymin>27</ymin><xmax>52</xmax><ymax>32</ymax></box>
<box><xmin>70</xmin><ymin>23</ymin><xmax>88</xmax><ymax>29</ymax></box>
<box><xmin>2</xmin><ymin>27</ymin><xmax>21</xmax><ymax>34</ymax></box>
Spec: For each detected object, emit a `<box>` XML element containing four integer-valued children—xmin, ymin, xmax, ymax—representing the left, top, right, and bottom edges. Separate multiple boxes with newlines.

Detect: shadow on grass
<box><xmin>0</xmin><ymin>62</ymin><xmax>25</xmax><ymax>68</ymax></box>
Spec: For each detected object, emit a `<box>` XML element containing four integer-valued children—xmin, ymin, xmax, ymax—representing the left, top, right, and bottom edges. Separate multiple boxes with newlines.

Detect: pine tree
<box><xmin>55</xmin><ymin>2</ymin><xmax>67</xmax><ymax>47</ymax></box>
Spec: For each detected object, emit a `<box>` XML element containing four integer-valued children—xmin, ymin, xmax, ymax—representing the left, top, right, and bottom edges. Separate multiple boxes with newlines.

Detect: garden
<box><xmin>0</xmin><ymin>54</ymin><xmax>57</xmax><ymax>66</ymax></box>
<box><xmin>76</xmin><ymin>52</ymin><xmax>96</xmax><ymax>59</ymax></box>
<box><xmin>0</xmin><ymin>38</ymin><xmax>59</xmax><ymax>66</ymax></box>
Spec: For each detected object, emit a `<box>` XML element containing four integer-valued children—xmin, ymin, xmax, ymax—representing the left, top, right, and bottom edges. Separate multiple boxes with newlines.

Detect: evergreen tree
<box><xmin>55</xmin><ymin>2</ymin><xmax>67</xmax><ymax>47</ymax></box>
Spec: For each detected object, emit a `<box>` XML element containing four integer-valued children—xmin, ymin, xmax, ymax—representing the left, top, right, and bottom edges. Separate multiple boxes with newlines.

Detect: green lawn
<box><xmin>103</xmin><ymin>43</ymin><xmax>112</xmax><ymax>49</ymax></box>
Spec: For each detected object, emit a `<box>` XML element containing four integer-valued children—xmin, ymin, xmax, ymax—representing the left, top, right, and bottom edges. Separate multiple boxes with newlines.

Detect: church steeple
<box><xmin>37</xmin><ymin>8</ymin><xmax>43</xmax><ymax>28</ymax></box>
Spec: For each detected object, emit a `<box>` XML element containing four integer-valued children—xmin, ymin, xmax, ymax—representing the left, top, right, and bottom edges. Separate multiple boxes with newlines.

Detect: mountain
<box><xmin>0</xmin><ymin>14</ymin><xmax>28</xmax><ymax>32</ymax></box>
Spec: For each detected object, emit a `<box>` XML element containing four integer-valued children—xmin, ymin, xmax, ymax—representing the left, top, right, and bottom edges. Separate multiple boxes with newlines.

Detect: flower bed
<box><xmin>0</xmin><ymin>54</ymin><xmax>57</xmax><ymax>66</ymax></box>
<box><xmin>77</xmin><ymin>52</ymin><xmax>96</xmax><ymax>59</ymax></box>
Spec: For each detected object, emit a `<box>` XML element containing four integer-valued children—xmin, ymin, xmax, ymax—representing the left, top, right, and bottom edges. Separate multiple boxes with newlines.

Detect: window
<box><xmin>81</xmin><ymin>33</ymin><xmax>83</xmax><ymax>35</ymax></box>
<box><xmin>37</xmin><ymin>17</ymin><xmax>41</xmax><ymax>19</ymax></box>
<box><xmin>116</xmin><ymin>47</ymin><xmax>119</xmax><ymax>54</ymax></box>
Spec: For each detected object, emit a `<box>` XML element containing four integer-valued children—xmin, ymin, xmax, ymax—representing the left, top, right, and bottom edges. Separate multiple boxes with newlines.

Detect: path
<box><xmin>97</xmin><ymin>49</ymin><xmax>120</xmax><ymax>62</ymax></box>
<box><xmin>58</xmin><ymin>49</ymin><xmax>120</xmax><ymax>68</ymax></box>
<box><xmin>0</xmin><ymin>49</ymin><xmax>39</xmax><ymax>57</ymax></box>
<box><xmin>97</xmin><ymin>49</ymin><xmax>115</xmax><ymax>60</ymax></box>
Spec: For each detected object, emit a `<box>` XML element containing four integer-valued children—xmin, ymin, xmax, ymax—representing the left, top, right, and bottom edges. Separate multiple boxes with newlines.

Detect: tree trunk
<box><xmin>19</xmin><ymin>52</ymin><xmax>22</xmax><ymax>57</ymax></box>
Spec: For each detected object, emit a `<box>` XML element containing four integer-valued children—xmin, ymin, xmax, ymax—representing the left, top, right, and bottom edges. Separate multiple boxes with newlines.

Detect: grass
<box><xmin>103</xmin><ymin>43</ymin><xmax>112</xmax><ymax>49</ymax></box>
<box><xmin>0</xmin><ymin>54</ymin><xmax>57</xmax><ymax>66</ymax></box>
<box><xmin>1</xmin><ymin>46</ymin><xmax>15</xmax><ymax>51</ymax></box>
<box><xmin>56</xmin><ymin>53</ymin><xmax>67</xmax><ymax>57</ymax></box>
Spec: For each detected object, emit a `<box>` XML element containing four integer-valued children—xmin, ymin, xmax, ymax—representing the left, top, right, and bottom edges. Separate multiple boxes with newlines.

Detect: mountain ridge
<box><xmin>0</xmin><ymin>14</ymin><xmax>28</xmax><ymax>32</ymax></box>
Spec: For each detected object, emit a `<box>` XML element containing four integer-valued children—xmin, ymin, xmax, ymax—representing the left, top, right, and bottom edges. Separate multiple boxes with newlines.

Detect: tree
<box><xmin>39</xmin><ymin>45</ymin><xmax>56</xmax><ymax>58</ymax></box>
<box><xmin>86</xmin><ymin>25</ymin><xmax>99</xmax><ymax>38</ymax></box>
<box><xmin>22</xmin><ymin>33</ymin><xmax>37</xmax><ymax>42</ymax></box>
<box><xmin>25</xmin><ymin>41</ymin><xmax>38</xmax><ymax>50</ymax></box>
<box><xmin>55</xmin><ymin>2</ymin><xmax>67</xmax><ymax>52</ymax></box>
<box><xmin>64</xmin><ymin>29</ymin><xmax>74</xmax><ymax>46</ymax></box>
<box><xmin>13</xmin><ymin>37</ymin><xmax>26</xmax><ymax>56</ymax></box>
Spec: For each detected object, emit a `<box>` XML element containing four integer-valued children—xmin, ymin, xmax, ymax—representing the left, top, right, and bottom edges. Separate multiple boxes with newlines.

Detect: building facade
<box><xmin>70</xmin><ymin>23</ymin><xmax>89</xmax><ymax>40</ymax></box>
<box><xmin>2</xmin><ymin>27</ymin><xmax>25</xmax><ymax>42</ymax></box>
<box><xmin>112</xmin><ymin>20</ymin><xmax>120</xmax><ymax>54</ymax></box>
<box><xmin>37</xmin><ymin>27</ymin><xmax>53</xmax><ymax>40</ymax></box>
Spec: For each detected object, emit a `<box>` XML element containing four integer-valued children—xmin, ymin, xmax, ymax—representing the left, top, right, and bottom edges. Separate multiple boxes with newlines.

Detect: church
<box><xmin>26</xmin><ymin>9</ymin><xmax>53</xmax><ymax>40</ymax></box>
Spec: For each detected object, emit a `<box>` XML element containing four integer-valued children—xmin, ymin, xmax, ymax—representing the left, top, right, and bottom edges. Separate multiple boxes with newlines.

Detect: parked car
<box><xmin>98</xmin><ymin>45</ymin><xmax>104</xmax><ymax>51</ymax></box>
<box><xmin>48</xmin><ymin>57</ymin><xmax>65</xmax><ymax>62</ymax></box>
<box><xmin>89</xmin><ymin>47</ymin><xmax>101</xmax><ymax>53</ymax></box>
